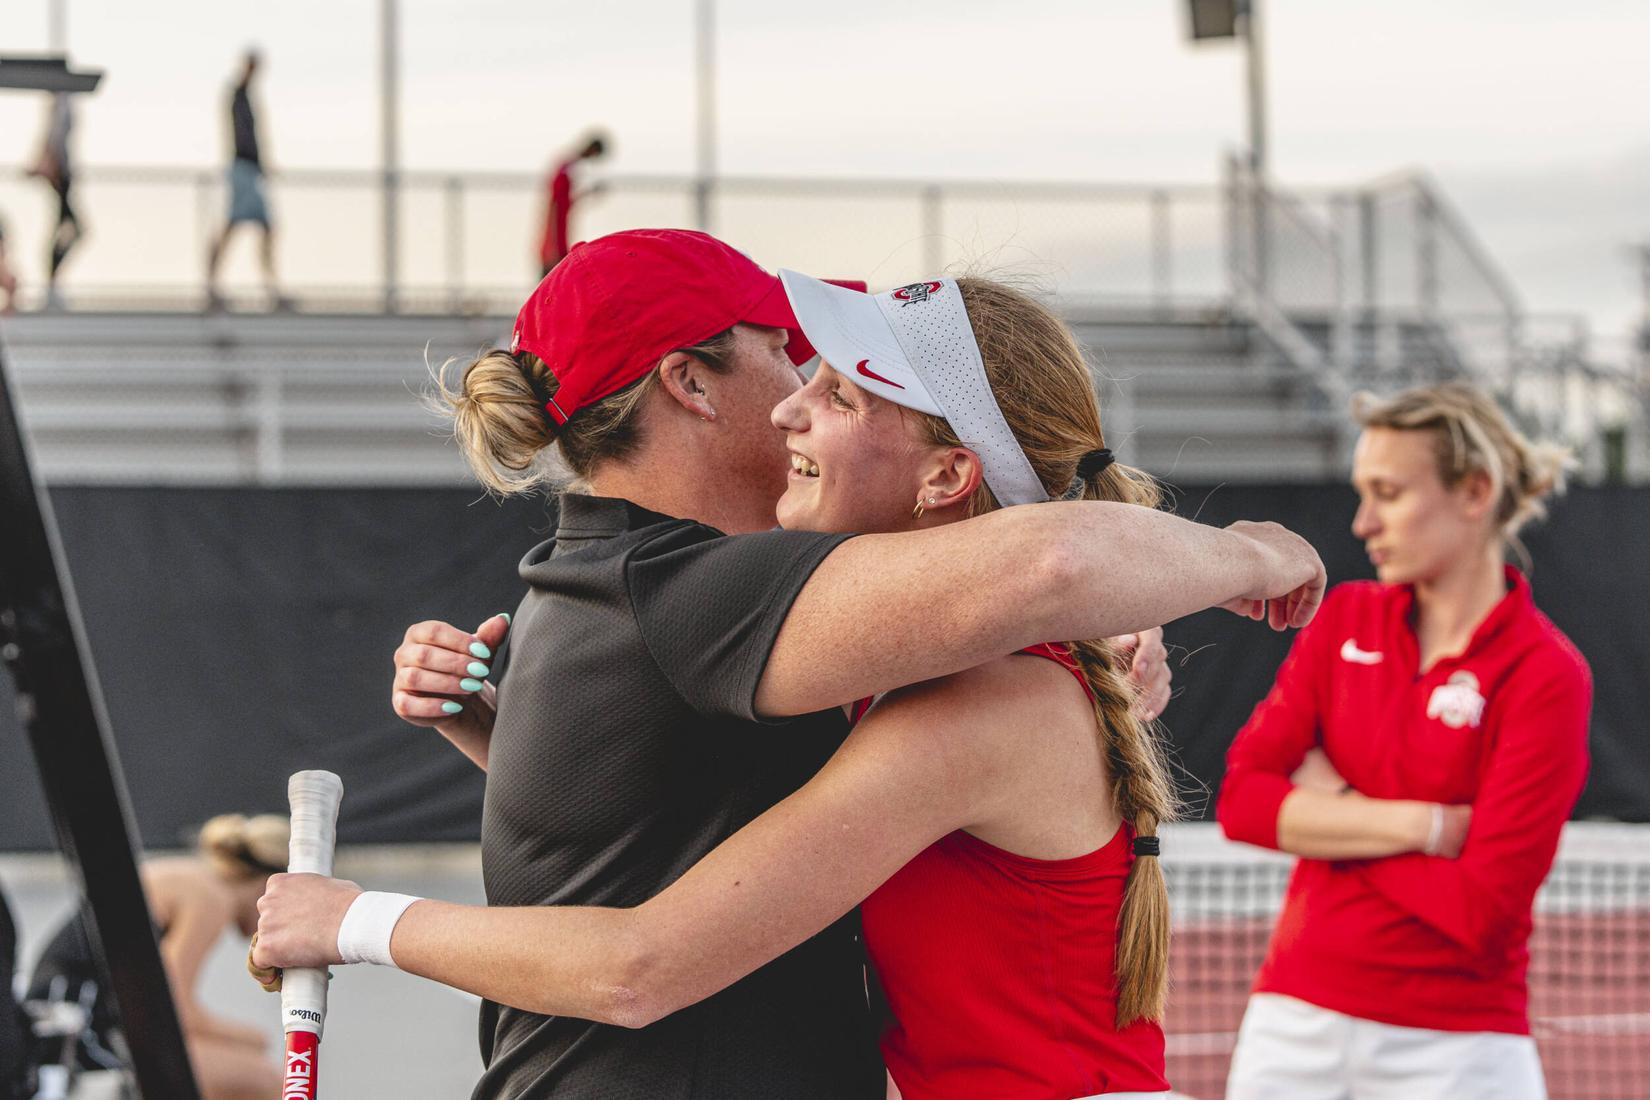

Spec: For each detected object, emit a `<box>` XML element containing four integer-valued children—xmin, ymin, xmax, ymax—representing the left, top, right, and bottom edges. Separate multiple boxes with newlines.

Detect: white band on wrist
<box><xmin>337</xmin><ymin>891</ymin><xmax>422</xmax><ymax>968</ymax></box>
<box><xmin>1423</xmin><ymin>804</ymin><xmax>1445</xmax><ymax>856</ymax></box>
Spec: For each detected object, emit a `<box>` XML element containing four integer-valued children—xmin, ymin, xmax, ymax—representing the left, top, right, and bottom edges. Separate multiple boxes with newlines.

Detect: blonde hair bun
<box><xmin>197</xmin><ymin>813</ymin><xmax>290</xmax><ymax>879</ymax></box>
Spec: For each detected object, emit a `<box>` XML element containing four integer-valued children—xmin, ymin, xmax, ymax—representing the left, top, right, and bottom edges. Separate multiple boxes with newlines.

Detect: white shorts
<box><xmin>1226</xmin><ymin>993</ymin><xmax>1546</xmax><ymax>1100</ymax></box>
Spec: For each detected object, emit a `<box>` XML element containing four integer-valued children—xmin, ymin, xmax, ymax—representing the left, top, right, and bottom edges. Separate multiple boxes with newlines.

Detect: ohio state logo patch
<box><xmin>891</xmin><ymin>281</ymin><xmax>943</xmax><ymax>305</ymax></box>
<box><xmin>1427</xmin><ymin>670</ymin><xmax>1486</xmax><ymax>730</ymax></box>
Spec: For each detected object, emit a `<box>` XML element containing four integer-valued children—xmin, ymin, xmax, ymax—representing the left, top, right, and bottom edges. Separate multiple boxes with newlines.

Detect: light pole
<box><xmin>381</xmin><ymin>0</ymin><xmax>400</xmax><ymax>312</ymax></box>
<box><xmin>694</xmin><ymin>0</ymin><xmax>716</xmax><ymax>232</ymax></box>
<box><xmin>1187</xmin><ymin>0</ymin><xmax>1267</xmax><ymax>178</ymax></box>
<box><xmin>1188</xmin><ymin>0</ymin><xmax>1270</xmax><ymax>300</ymax></box>
<box><xmin>48</xmin><ymin>0</ymin><xmax>67</xmax><ymax>52</ymax></box>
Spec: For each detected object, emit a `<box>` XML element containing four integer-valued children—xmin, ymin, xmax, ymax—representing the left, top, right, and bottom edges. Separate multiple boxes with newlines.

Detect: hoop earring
<box><xmin>912</xmin><ymin>498</ymin><xmax>925</xmax><ymax>520</ymax></box>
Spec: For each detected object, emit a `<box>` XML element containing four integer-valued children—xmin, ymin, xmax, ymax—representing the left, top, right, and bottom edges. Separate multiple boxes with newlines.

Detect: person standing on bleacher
<box><xmin>1217</xmin><ymin>383</ymin><xmax>1593</xmax><ymax>1100</ymax></box>
<box><xmin>206</xmin><ymin>49</ymin><xmax>284</xmax><ymax>311</ymax></box>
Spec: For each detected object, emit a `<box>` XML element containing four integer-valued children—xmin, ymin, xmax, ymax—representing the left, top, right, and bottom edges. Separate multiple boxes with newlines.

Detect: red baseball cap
<box><xmin>509</xmin><ymin>228</ymin><xmax>854</xmax><ymax>426</ymax></box>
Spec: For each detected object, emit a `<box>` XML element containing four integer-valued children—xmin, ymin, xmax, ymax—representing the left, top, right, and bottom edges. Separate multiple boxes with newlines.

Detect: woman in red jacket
<box><xmin>1216</xmin><ymin>382</ymin><xmax>1592</xmax><ymax>1100</ymax></box>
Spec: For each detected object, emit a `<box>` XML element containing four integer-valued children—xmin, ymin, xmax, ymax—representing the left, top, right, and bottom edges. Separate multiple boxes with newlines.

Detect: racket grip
<box><xmin>282</xmin><ymin>770</ymin><xmax>343</xmax><ymax>1045</ymax></box>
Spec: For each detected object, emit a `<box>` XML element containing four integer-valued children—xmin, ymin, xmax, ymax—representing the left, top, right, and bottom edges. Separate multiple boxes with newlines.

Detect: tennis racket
<box><xmin>281</xmin><ymin>770</ymin><xmax>344</xmax><ymax>1100</ymax></box>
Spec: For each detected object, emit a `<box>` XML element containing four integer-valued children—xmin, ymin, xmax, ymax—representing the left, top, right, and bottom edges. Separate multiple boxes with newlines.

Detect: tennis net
<box><xmin>1160</xmin><ymin>822</ymin><xmax>1650</xmax><ymax>1100</ymax></box>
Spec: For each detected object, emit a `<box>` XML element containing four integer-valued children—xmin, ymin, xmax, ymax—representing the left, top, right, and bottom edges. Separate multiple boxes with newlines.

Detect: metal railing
<box><xmin>1</xmin><ymin>158</ymin><xmax>1641</xmax><ymax>478</ymax></box>
<box><xmin>0</xmin><ymin>164</ymin><xmax>1232</xmax><ymax>316</ymax></box>
<box><xmin>1223</xmin><ymin>153</ymin><xmax>1642</xmax><ymax>479</ymax></box>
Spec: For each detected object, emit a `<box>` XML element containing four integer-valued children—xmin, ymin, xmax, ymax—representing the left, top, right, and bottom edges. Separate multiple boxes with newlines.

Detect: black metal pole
<box><xmin>0</xmin><ymin>340</ymin><xmax>201</xmax><ymax>1100</ymax></box>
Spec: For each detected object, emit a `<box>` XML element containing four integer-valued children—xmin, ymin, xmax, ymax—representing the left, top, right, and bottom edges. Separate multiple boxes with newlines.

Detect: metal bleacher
<box><xmin>4</xmin><ymin>311</ymin><xmax>492</xmax><ymax>484</ymax></box>
<box><xmin>3</xmin><ymin>306</ymin><xmax>1356</xmax><ymax>486</ymax></box>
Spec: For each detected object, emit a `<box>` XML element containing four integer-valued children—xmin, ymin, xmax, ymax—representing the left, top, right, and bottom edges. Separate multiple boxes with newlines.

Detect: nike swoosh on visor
<box><xmin>856</xmin><ymin>359</ymin><xmax>904</xmax><ymax>389</ymax></box>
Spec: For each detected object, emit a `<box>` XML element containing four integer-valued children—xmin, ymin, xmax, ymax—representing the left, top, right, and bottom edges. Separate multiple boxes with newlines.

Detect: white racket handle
<box><xmin>282</xmin><ymin>770</ymin><xmax>344</xmax><ymax>1038</ymax></box>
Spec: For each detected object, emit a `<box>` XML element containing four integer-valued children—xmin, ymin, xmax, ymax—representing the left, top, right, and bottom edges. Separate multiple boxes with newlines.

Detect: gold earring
<box><xmin>912</xmin><ymin>498</ymin><xmax>926</xmax><ymax>520</ymax></box>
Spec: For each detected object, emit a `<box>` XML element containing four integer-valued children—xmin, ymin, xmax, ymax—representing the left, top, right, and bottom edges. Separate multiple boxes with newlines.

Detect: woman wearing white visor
<box><xmin>255</xmin><ymin>274</ymin><xmax>1227</xmax><ymax>1099</ymax></box>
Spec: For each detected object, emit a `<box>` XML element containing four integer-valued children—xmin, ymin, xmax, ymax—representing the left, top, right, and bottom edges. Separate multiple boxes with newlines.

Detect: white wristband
<box><xmin>1423</xmin><ymin>804</ymin><xmax>1445</xmax><ymax>856</ymax></box>
<box><xmin>337</xmin><ymin>891</ymin><xmax>422</xmax><ymax>968</ymax></box>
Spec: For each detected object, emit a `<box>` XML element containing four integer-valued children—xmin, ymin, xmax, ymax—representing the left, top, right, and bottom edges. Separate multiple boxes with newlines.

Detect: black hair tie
<box><xmin>1132</xmin><ymin>835</ymin><xmax>1160</xmax><ymax>858</ymax></box>
<box><xmin>1076</xmin><ymin>448</ymin><xmax>1115</xmax><ymax>479</ymax></box>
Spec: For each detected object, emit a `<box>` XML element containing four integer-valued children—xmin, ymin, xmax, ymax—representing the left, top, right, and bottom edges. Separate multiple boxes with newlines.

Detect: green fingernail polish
<box><xmin>441</xmin><ymin>701</ymin><xmax>464</xmax><ymax>715</ymax></box>
<box><xmin>460</xmin><ymin>678</ymin><xmax>483</xmax><ymax>693</ymax></box>
<box><xmin>469</xmin><ymin>641</ymin><xmax>492</xmax><ymax>659</ymax></box>
<box><xmin>499</xmin><ymin>612</ymin><xmax>511</xmax><ymax>625</ymax></box>
<box><xmin>467</xmin><ymin>661</ymin><xmax>490</xmax><ymax>678</ymax></box>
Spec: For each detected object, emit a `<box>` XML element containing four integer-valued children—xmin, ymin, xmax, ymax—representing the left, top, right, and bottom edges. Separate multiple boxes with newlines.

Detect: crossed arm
<box><xmin>1216</xmin><ymin>593</ymin><xmax>1465</xmax><ymax>861</ymax></box>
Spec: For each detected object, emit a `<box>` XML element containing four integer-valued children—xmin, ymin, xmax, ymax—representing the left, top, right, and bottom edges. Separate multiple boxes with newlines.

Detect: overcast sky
<box><xmin>3</xmin><ymin>0</ymin><xmax>1646</xmax><ymax>351</ymax></box>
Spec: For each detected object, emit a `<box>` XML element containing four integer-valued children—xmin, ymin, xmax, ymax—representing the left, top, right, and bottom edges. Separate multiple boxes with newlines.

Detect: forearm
<box><xmin>1276</xmin><ymin>788</ymin><xmax>1432</xmax><ymax>859</ymax></box>
<box><xmin>390</xmin><ymin>900</ymin><xmax>650</xmax><ymax>1026</ymax></box>
<box><xmin>185</xmin><ymin>1010</ymin><xmax>267</xmax><ymax>1049</ymax></box>
<box><xmin>388</xmin><ymin>708</ymin><xmax>955</xmax><ymax>1026</ymax></box>
<box><xmin>762</xmin><ymin>502</ymin><xmax>1273</xmax><ymax>715</ymax></box>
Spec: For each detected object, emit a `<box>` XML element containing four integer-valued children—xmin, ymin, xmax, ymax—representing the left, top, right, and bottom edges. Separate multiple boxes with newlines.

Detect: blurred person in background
<box><xmin>0</xmin><ymin>215</ymin><xmax>17</xmax><ymax>314</ymax></box>
<box><xmin>537</xmin><ymin>131</ymin><xmax>609</xmax><ymax>277</ymax></box>
<box><xmin>29</xmin><ymin>814</ymin><xmax>287</xmax><ymax>1100</ymax></box>
<box><xmin>26</xmin><ymin>93</ymin><xmax>83</xmax><ymax>310</ymax></box>
<box><xmin>1217</xmin><ymin>382</ymin><xmax>1591</xmax><ymax>1100</ymax></box>
<box><xmin>206</xmin><ymin>50</ymin><xmax>284</xmax><ymax>310</ymax></box>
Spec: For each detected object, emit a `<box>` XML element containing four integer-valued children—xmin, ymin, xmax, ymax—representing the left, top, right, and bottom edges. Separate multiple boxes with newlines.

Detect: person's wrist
<box><xmin>1397</xmin><ymin>800</ymin><xmax>1437</xmax><ymax>853</ymax></box>
<box><xmin>1229</xmin><ymin>527</ymin><xmax>1274</xmax><ymax>599</ymax></box>
<box><xmin>1421</xmin><ymin>803</ymin><xmax>1446</xmax><ymax>856</ymax></box>
<box><xmin>337</xmin><ymin>892</ymin><xmax>424</xmax><ymax>968</ymax></box>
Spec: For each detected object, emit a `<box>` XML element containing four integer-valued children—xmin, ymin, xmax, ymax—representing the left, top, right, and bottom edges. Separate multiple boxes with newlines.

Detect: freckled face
<box><xmin>769</xmin><ymin>361</ymin><xmax>937</xmax><ymax>534</ymax></box>
<box><xmin>711</xmin><ymin>325</ymin><xmax>809</xmax><ymax>522</ymax></box>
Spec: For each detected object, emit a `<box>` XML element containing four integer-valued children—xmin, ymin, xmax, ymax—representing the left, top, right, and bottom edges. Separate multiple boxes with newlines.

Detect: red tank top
<box><xmin>854</xmin><ymin>644</ymin><xmax>1170</xmax><ymax>1099</ymax></box>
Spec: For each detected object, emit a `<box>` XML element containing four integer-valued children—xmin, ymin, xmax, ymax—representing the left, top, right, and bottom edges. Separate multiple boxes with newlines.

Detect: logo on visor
<box><xmin>891</xmin><ymin>281</ymin><xmax>943</xmax><ymax>306</ymax></box>
<box><xmin>856</xmin><ymin>360</ymin><xmax>904</xmax><ymax>389</ymax></box>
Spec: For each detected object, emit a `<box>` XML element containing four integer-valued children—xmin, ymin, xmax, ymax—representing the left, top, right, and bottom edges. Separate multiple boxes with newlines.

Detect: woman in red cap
<box><xmin>250</xmin><ymin>266</ymin><xmax>1307</xmax><ymax>1099</ymax></box>
<box><xmin>1216</xmin><ymin>383</ymin><xmax>1591</xmax><ymax>1100</ymax></box>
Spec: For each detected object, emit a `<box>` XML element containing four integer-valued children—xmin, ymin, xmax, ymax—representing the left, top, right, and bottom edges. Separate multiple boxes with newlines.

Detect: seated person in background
<box><xmin>29</xmin><ymin>814</ymin><xmax>288</xmax><ymax>1100</ymax></box>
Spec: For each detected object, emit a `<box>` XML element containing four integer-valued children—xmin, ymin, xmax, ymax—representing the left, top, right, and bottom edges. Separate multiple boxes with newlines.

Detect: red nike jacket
<box><xmin>1216</xmin><ymin>567</ymin><xmax>1592</xmax><ymax>1034</ymax></box>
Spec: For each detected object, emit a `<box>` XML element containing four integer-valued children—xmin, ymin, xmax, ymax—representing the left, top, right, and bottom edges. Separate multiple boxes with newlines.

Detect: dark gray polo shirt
<box><xmin>473</xmin><ymin>494</ymin><xmax>882</xmax><ymax>1100</ymax></box>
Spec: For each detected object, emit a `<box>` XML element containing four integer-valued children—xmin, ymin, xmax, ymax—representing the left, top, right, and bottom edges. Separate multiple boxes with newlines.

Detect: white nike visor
<box><xmin>778</xmin><ymin>270</ymin><xmax>1049</xmax><ymax>507</ymax></box>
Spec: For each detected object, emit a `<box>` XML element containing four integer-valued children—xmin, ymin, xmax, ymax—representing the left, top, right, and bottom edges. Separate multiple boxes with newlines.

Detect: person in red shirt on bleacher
<box><xmin>1218</xmin><ymin>382</ymin><xmax>1592</xmax><ymax>1100</ymax></box>
<box><xmin>537</xmin><ymin>132</ymin><xmax>608</xmax><ymax>278</ymax></box>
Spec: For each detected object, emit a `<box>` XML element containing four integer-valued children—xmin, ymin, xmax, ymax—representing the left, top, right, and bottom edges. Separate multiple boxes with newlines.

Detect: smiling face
<box><xmin>769</xmin><ymin>360</ymin><xmax>949</xmax><ymax>534</ymax></box>
<box><xmin>1350</xmin><ymin>426</ymin><xmax>1496</xmax><ymax>584</ymax></box>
